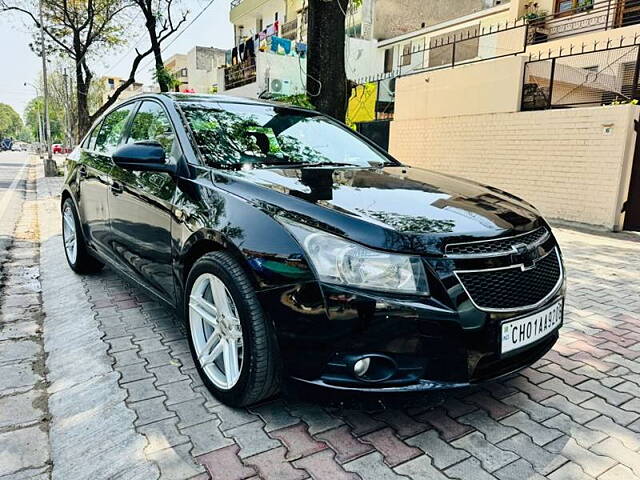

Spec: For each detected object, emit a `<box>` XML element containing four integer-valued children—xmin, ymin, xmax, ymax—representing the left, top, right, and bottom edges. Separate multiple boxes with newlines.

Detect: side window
<box><xmin>83</xmin><ymin>122</ymin><xmax>101</xmax><ymax>150</ymax></box>
<box><xmin>95</xmin><ymin>103</ymin><xmax>135</xmax><ymax>155</ymax></box>
<box><xmin>126</xmin><ymin>101</ymin><xmax>178</xmax><ymax>163</ymax></box>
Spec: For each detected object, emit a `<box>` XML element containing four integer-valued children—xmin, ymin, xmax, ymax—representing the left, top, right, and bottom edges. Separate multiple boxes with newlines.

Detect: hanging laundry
<box><xmin>245</xmin><ymin>37</ymin><xmax>255</xmax><ymax>58</ymax></box>
<box><xmin>295</xmin><ymin>42</ymin><xmax>307</xmax><ymax>58</ymax></box>
<box><xmin>238</xmin><ymin>43</ymin><xmax>245</xmax><ymax>62</ymax></box>
<box><xmin>231</xmin><ymin>47</ymin><xmax>238</xmax><ymax>65</ymax></box>
<box><xmin>266</xmin><ymin>20</ymin><xmax>279</xmax><ymax>37</ymax></box>
<box><xmin>271</xmin><ymin>36</ymin><xmax>292</xmax><ymax>55</ymax></box>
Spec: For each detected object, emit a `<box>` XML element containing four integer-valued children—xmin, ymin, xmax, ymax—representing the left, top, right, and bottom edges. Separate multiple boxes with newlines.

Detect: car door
<box><xmin>108</xmin><ymin>100</ymin><xmax>178</xmax><ymax>303</ymax></box>
<box><xmin>78</xmin><ymin>103</ymin><xmax>136</xmax><ymax>256</ymax></box>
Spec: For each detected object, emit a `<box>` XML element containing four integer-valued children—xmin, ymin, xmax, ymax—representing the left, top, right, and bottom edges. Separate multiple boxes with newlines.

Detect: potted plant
<box><xmin>523</xmin><ymin>2</ymin><xmax>549</xmax><ymax>43</ymax></box>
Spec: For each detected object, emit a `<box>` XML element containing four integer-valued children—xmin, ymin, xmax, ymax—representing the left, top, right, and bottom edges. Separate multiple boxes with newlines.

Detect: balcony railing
<box><xmin>224</xmin><ymin>59</ymin><xmax>257</xmax><ymax>90</ymax></box>
<box><xmin>281</xmin><ymin>19</ymin><xmax>298</xmax><ymax>40</ymax></box>
<box><xmin>527</xmin><ymin>0</ymin><xmax>640</xmax><ymax>45</ymax></box>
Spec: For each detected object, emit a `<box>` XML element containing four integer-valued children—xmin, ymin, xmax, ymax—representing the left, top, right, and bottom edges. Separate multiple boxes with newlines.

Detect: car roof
<box><xmin>123</xmin><ymin>92</ymin><xmax>313</xmax><ymax>112</ymax></box>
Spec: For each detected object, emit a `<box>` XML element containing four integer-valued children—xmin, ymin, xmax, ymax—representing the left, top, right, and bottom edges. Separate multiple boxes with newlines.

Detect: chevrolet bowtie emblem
<box><xmin>511</xmin><ymin>243</ymin><xmax>540</xmax><ymax>271</ymax></box>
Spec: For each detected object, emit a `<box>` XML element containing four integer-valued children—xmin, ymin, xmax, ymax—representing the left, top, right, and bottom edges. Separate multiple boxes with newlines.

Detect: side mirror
<box><xmin>112</xmin><ymin>141</ymin><xmax>175</xmax><ymax>174</ymax></box>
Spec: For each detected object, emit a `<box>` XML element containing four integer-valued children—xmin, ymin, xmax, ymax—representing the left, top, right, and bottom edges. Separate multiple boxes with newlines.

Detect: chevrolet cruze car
<box><xmin>61</xmin><ymin>93</ymin><xmax>565</xmax><ymax>406</ymax></box>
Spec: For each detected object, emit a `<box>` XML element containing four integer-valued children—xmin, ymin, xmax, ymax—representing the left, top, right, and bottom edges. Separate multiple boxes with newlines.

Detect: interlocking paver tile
<box><xmin>458</xmin><ymin>410</ymin><xmax>518</xmax><ymax>443</ymax></box>
<box><xmin>138</xmin><ymin>417</ymin><xmax>190</xmax><ymax>454</ymax></box>
<box><xmin>546</xmin><ymin>462</ymin><xmax>595</xmax><ymax>480</ymax></box>
<box><xmin>287</xmin><ymin>403</ymin><xmax>343</xmax><ymax>435</ymax></box>
<box><xmin>494</xmin><ymin>459</ymin><xmax>547</xmax><ymax>480</ymax></box>
<box><xmin>545</xmin><ymin>436</ymin><xmax>616</xmax><ymax>477</ymax></box>
<box><xmin>580</xmin><ymin>397</ymin><xmax>639</xmax><ymax>426</ymax></box>
<box><xmin>519</xmin><ymin>367</ymin><xmax>553</xmax><ymax>385</ymax></box>
<box><xmin>444</xmin><ymin>457</ymin><xmax>499</xmax><ymax>480</ymax></box>
<box><xmin>212</xmin><ymin>404</ymin><xmax>259</xmax><ymax>431</ymax></box>
<box><xmin>575</xmin><ymin>379</ymin><xmax>633</xmax><ymax>406</ymax></box>
<box><xmin>249</xmin><ymin>400</ymin><xmax>300</xmax><ymax>432</ymax></box>
<box><xmin>343</xmin><ymin>451</ymin><xmax>409</xmax><ymax>480</ymax></box>
<box><xmin>361</xmin><ymin>427</ymin><xmax>421</xmax><ymax>467</ymax></box>
<box><xmin>181</xmin><ymin>418</ymin><xmax>233</xmax><ymax>456</ymax></box>
<box><xmin>394</xmin><ymin>455</ymin><xmax>449</xmax><ymax>480</ymax></box>
<box><xmin>598</xmin><ymin>464</ymin><xmax>640</xmax><ymax>480</ymax></box>
<box><xmin>500</xmin><ymin>411</ymin><xmax>563</xmax><ymax>446</ymax></box>
<box><xmin>316</xmin><ymin>425</ymin><xmax>374</xmax><ymax>464</ymax></box>
<box><xmin>416</xmin><ymin>408</ymin><xmax>474</xmax><ymax>441</ymax></box>
<box><xmin>541</xmin><ymin>394</ymin><xmax>600</xmax><ymax>424</ymax></box>
<box><xmin>131</xmin><ymin>396</ymin><xmax>175</xmax><ymax>426</ymax></box>
<box><xmin>497</xmin><ymin>433</ymin><xmax>567</xmax><ymax>475</ymax></box>
<box><xmin>294</xmin><ymin>449</ymin><xmax>360</xmax><ymax>480</ymax></box>
<box><xmin>372</xmin><ymin>409</ymin><xmax>429</xmax><ymax>438</ymax></box>
<box><xmin>269</xmin><ymin>423</ymin><xmax>327</xmax><ymax>460</ymax></box>
<box><xmin>505</xmin><ymin>375</ymin><xmax>555</xmax><ymax>402</ymax></box>
<box><xmin>244</xmin><ymin>446</ymin><xmax>307</xmax><ymax>480</ymax></box>
<box><xmin>452</xmin><ymin>431</ymin><xmax>518</xmax><ymax>472</ymax></box>
<box><xmin>196</xmin><ymin>444</ymin><xmax>257</xmax><ymax>480</ymax></box>
<box><xmin>225</xmin><ymin>420</ymin><xmax>281</xmax><ymax>458</ymax></box>
<box><xmin>404</xmin><ymin>429</ymin><xmax>469</xmax><ymax>469</ymax></box>
<box><xmin>118</xmin><ymin>362</ymin><xmax>154</xmax><ymax>384</ymax></box>
<box><xmin>338</xmin><ymin>410</ymin><xmax>386</xmax><ymax>437</ymax></box>
<box><xmin>466</xmin><ymin>392</ymin><xmax>518</xmax><ymax>420</ymax></box>
<box><xmin>167</xmin><ymin>398</ymin><xmax>211</xmax><ymax>429</ymax></box>
<box><xmin>586</xmin><ymin>415</ymin><xmax>640</xmax><ymax>450</ymax></box>
<box><xmin>158</xmin><ymin>379</ymin><xmax>201</xmax><ymax>405</ymax></box>
<box><xmin>147</xmin><ymin>442</ymin><xmax>205</xmax><ymax>479</ymax></box>
<box><xmin>538</xmin><ymin>378</ymin><xmax>593</xmax><ymax>404</ymax></box>
<box><xmin>502</xmin><ymin>392</ymin><xmax>560</xmax><ymax>422</ymax></box>
<box><xmin>538</xmin><ymin>363</ymin><xmax>590</xmax><ymax>386</ymax></box>
<box><xmin>543</xmin><ymin>413</ymin><xmax>606</xmax><ymax>448</ymax></box>
<box><xmin>441</xmin><ymin>398</ymin><xmax>477</xmax><ymax>418</ymax></box>
<box><xmin>591</xmin><ymin>437</ymin><xmax>640</xmax><ymax>476</ymax></box>
<box><xmin>124</xmin><ymin>377</ymin><xmax>163</xmax><ymax>403</ymax></box>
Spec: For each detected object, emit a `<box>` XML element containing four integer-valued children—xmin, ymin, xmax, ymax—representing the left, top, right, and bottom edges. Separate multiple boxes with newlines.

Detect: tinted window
<box><xmin>83</xmin><ymin>122</ymin><xmax>101</xmax><ymax>150</ymax></box>
<box><xmin>95</xmin><ymin>103</ymin><xmax>135</xmax><ymax>155</ymax></box>
<box><xmin>126</xmin><ymin>101</ymin><xmax>178</xmax><ymax>163</ymax></box>
<box><xmin>180</xmin><ymin>102</ymin><xmax>394</xmax><ymax>168</ymax></box>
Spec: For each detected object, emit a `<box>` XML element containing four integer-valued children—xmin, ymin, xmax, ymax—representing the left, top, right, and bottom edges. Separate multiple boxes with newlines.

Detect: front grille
<box><xmin>446</xmin><ymin>227</ymin><xmax>549</xmax><ymax>257</ymax></box>
<box><xmin>455</xmin><ymin>249</ymin><xmax>562</xmax><ymax>311</ymax></box>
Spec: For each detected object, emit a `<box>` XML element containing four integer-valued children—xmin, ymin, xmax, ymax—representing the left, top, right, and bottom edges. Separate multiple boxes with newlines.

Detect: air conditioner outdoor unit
<box><xmin>269</xmin><ymin>78</ymin><xmax>293</xmax><ymax>96</ymax></box>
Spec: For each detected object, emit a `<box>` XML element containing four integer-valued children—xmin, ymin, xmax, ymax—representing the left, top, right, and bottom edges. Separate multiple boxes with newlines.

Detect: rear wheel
<box><xmin>185</xmin><ymin>252</ymin><xmax>281</xmax><ymax>407</ymax></box>
<box><xmin>61</xmin><ymin>198</ymin><xmax>103</xmax><ymax>274</ymax></box>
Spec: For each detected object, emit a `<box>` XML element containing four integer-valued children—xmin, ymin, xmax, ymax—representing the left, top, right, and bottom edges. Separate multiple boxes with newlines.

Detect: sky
<box><xmin>0</xmin><ymin>0</ymin><xmax>234</xmax><ymax>118</ymax></box>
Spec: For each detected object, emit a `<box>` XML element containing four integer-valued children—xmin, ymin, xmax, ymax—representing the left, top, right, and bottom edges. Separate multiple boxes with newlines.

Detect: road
<box><xmin>0</xmin><ymin>151</ymin><xmax>30</xmax><ymax>264</ymax></box>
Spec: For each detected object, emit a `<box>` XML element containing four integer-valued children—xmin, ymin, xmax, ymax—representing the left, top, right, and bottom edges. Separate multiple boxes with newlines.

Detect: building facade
<box><xmin>165</xmin><ymin>46</ymin><xmax>227</xmax><ymax>93</ymax></box>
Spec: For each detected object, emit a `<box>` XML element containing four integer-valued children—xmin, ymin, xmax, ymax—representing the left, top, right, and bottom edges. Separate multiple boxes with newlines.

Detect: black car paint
<box><xmin>62</xmin><ymin>93</ymin><xmax>564</xmax><ymax>391</ymax></box>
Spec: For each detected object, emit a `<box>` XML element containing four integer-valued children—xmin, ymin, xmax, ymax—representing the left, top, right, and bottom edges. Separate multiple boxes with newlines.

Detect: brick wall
<box><xmin>389</xmin><ymin>105</ymin><xmax>639</xmax><ymax>230</ymax></box>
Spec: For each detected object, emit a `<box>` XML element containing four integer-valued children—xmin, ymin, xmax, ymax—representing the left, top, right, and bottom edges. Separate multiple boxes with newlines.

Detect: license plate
<box><xmin>501</xmin><ymin>300</ymin><xmax>563</xmax><ymax>354</ymax></box>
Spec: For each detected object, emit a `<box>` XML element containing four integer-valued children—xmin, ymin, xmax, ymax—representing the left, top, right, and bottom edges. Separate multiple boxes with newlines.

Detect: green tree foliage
<box><xmin>0</xmin><ymin>103</ymin><xmax>23</xmax><ymax>139</ymax></box>
<box><xmin>24</xmin><ymin>97</ymin><xmax>65</xmax><ymax>144</ymax></box>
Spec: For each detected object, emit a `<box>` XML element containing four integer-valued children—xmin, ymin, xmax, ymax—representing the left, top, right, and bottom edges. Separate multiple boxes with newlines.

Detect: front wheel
<box><xmin>185</xmin><ymin>252</ymin><xmax>281</xmax><ymax>407</ymax></box>
<box><xmin>61</xmin><ymin>198</ymin><xmax>104</xmax><ymax>274</ymax></box>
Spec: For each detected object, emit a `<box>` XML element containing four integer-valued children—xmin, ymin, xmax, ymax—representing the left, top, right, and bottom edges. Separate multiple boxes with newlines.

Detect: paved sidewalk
<box><xmin>0</xmin><ymin>154</ymin><xmax>51</xmax><ymax>479</ymax></box>
<box><xmin>19</xmin><ymin>165</ymin><xmax>640</xmax><ymax>479</ymax></box>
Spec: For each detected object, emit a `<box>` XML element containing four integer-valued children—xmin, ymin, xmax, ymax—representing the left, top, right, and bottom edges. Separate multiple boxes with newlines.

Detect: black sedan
<box><xmin>61</xmin><ymin>93</ymin><xmax>565</xmax><ymax>406</ymax></box>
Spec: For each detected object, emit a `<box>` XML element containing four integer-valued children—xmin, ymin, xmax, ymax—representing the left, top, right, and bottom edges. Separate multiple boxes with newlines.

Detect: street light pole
<box><xmin>39</xmin><ymin>0</ymin><xmax>56</xmax><ymax>176</ymax></box>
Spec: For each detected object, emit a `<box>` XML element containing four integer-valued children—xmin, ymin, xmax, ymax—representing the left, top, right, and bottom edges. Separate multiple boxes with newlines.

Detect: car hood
<box><xmin>211</xmin><ymin>165</ymin><xmax>542</xmax><ymax>255</ymax></box>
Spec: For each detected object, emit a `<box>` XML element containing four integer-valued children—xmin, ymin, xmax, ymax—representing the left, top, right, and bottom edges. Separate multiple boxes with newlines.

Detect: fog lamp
<box><xmin>353</xmin><ymin>358</ymin><xmax>371</xmax><ymax>377</ymax></box>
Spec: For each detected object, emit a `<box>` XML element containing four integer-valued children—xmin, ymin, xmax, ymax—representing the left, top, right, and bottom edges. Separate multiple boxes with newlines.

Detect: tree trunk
<box><xmin>306</xmin><ymin>0</ymin><xmax>349</xmax><ymax>121</ymax></box>
<box><xmin>74</xmin><ymin>46</ymin><xmax>91</xmax><ymax>139</ymax></box>
<box><xmin>148</xmin><ymin>20</ymin><xmax>169</xmax><ymax>92</ymax></box>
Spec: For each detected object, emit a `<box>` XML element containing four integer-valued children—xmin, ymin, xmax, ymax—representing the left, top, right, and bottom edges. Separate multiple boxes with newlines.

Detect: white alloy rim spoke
<box><xmin>189</xmin><ymin>273</ymin><xmax>244</xmax><ymax>390</ymax></box>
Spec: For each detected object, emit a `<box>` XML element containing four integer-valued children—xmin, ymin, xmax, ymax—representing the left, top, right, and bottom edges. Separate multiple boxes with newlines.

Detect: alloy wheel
<box><xmin>189</xmin><ymin>273</ymin><xmax>244</xmax><ymax>390</ymax></box>
<box><xmin>62</xmin><ymin>204</ymin><xmax>78</xmax><ymax>264</ymax></box>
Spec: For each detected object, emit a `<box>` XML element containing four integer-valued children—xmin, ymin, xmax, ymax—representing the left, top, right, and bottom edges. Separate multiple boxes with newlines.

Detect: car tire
<box><xmin>61</xmin><ymin>198</ymin><xmax>104</xmax><ymax>274</ymax></box>
<box><xmin>185</xmin><ymin>251</ymin><xmax>281</xmax><ymax>407</ymax></box>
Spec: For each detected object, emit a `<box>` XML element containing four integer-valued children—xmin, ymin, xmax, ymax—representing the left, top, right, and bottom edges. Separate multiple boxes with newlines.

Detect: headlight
<box><xmin>280</xmin><ymin>219</ymin><xmax>429</xmax><ymax>295</ymax></box>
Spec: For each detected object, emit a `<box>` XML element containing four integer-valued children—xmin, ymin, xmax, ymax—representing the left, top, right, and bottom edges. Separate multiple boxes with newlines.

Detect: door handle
<box><xmin>111</xmin><ymin>182</ymin><xmax>124</xmax><ymax>195</ymax></box>
<box><xmin>78</xmin><ymin>166</ymin><xmax>87</xmax><ymax>178</ymax></box>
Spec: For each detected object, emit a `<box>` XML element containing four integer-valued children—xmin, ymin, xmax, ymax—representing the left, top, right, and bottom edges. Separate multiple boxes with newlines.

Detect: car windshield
<box><xmin>179</xmin><ymin>102</ymin><xmax>395</xmax><ymax>168</ymax></box>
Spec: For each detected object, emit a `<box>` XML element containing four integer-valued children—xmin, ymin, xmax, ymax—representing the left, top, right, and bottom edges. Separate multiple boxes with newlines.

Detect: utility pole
<box><xmin>39</xmin><ymin>0</ymin><xmax>56</xmax><ymax>176</ymax></box>
<box><xmin>63</xmin><ymin>69</ymin><xmax>72</xmax><ymax>147</ymax></box>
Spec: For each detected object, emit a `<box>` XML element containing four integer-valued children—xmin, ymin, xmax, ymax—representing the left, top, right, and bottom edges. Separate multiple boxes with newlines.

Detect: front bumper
<box><xmin>258</xmin><ymin>279</ymin><xmax>564</xmax><ymax>392</ymax></box>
